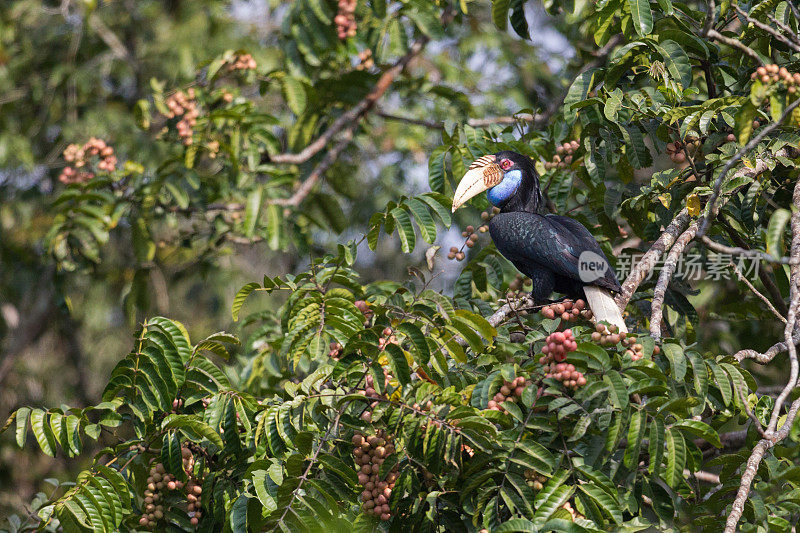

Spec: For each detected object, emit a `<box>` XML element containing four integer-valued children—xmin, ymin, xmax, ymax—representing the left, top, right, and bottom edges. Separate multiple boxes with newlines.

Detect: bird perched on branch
<box><xmin>451</xmin><ymin>150</ymin><xmax>626</xmax><ymax>332</ymax></box>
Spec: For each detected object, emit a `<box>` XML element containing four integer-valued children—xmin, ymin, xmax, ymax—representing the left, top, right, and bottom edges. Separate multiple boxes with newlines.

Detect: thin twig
<box><xmin>729</xmin><ymin>261</ymin><xmax>787</xmax><ymax>323</ymax></box>
<box><xmin>376</xmin><ymin>111</ymin><xmax>541</xmax><ymax>130</ymax></box>
<box><xmin>735</xmin><ymin>5</ymin><xmax>800</xmax><ymax>53</ymax></box>
<box><xmin>707</xmin><ymin>29</ymin><xmax>764</xmax><ymax>64</ymax></box>
<box><xmin>699</xmin><ymin>101</ymin><xmax>800</xmax><ymax>237</ymax></box>
<box><xmin>268</xmin><ymin>9</ymin><xmax>455</xmax><ymax>165</ymax></box>
<box><xmin>702</xmin><ymin>236</ymin><xmax>800</xmax><ymax>265</ymax></box>
<box><xmin>766</xmin><ymin>13</ymin><xmax>800</xmax><ymax>47</ymax></box>
<box><xmin>725</xmin><ymin>178</ymin><xmax>800</xmax><ymax>532</ymax></box>
<box><xmin>269</xmin><ymin>128</ymin><xmax>353</xmax><ymax>207</ymax></box>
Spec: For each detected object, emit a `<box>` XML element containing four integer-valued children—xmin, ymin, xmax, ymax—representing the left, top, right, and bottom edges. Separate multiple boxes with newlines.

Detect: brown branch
<box><xmin>700</xmin><ymin>103</ymin><xmax>800</xmax><ymax>237</ymax></box>
<box><xmin>734</xmin><ymin>330</ymin><xmax>800</xmax><ymax>363</ymax></box>
<box><xmin>766</xmin><ymin>13</ymin><xmax>800</xmax><ymax>47</ymax></box>
<box><xmin>702</xmin><ymin>236</ymin><xmax>800</xmax><ymax>265</ymax></box>
<box><xmin>268</xmin><ymin>128</ymin><xmax>353</xmax><ymax>207</ymax></box>
<box><xmin>649</xmin><ymin>221</ymin><xmax>700</xmax><ymax>341</ymax></box>
<box><xmin>735</xmin><ymin>5</ymin><xmax>800</xmax><ymax>53</ymax></box>
<box><xmin>718</xmin><ymin>218</ymin><xmax>790</xmax><ymax>316</ymax></box>
<box><xmin>268</xmin><ymin>9</ymin><xmax>455</xmax><ymax>165</ymax></box>
<box><xmin>487</xmin><ymin>296</ymin><xmax>536</xmax><ymax>328</ymax></box>
<box><xmin>729</xmin><ymin>261</ymin><xmax>786</xmax><ymax>324</ymax></box>
<box><xmin>707</xmin><ymin>29</ymin><xmax>764</xmax><ymax>64</ymax></box>
<box><xmin>376</xmin><ymin>111</ymin><xmax>542</xmax><ymax>130</ymax></box>
<box><xmin>724</xmin><ymin>439</ymin><xmax>770</xmax><ymax>532</ymax></box>
<box><xmin>616</xmin><ymin>209</ymin><xmax>691</xmax><ymax>311</ymax></box>
<box><xmin>725</xmin><ymin>178</ymin><xmax>800</xmax><ymax>533</ymax></box>
<box><xmin>688</xmin><ymin>469</ymin><xmax>720</xmax><ymax>484</ymax></box>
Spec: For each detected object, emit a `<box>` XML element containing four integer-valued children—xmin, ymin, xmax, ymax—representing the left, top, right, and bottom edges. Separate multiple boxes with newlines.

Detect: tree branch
<box><xmin>725</xmin><ymin>178</ymin><xmax>800</xmax><ymax>533</ymax></box>
<box><xmin>728</xmin><ymin>260</ymin><xmax>786</xmax><ymax>323</ymax></box>
<box><xmin>376</xmin><ymin>111</ymin><xmax>541</xmax><ymax>130</ymax></box>
<box><xmin>268</xmin><ymin>9</ymin><xmax>455</xmax><ymax>166</ymax></box>
<box><xmin>649</xmin><ymin>221</ymin><xmax>700</xmax><ymax>341</ymax></box>
<box><xmin>699</xmin><ymin>102</ymin><xmax>800</xmax><ymax>237</ymax></box>
<box><xmin>707</xmin><ymin>29</ymin><xmax>764</xmax><ymax>65</ymax></box>
<box><xmin>735</xmin><ymin>5</ymin><xmax>800</xmax><ymax>53</ymax></box>
<box><xmin>616</xmin><ymin>209</ymin><xmax>691</xmax><ymax>310</ymax></box>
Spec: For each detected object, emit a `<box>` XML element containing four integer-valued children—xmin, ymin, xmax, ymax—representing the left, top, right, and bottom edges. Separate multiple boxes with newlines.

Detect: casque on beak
<box><xmin>451</xmin><ymin>155</ymin><xmax>503</xmax><ymax>212</ymax></box>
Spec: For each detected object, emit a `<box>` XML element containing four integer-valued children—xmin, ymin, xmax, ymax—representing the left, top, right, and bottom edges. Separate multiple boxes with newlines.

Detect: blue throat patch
<box><xmin>487</xmin><ymin>169</ymin><xmax>522</xmax><ymax>206</ymax></box>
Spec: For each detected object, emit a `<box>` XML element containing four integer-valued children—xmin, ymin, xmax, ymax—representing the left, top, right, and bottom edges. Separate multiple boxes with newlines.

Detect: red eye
<box><xmin>500</xmin><ymin>159</ymin><xmax>513</xmax><ymax>170</ymax></box>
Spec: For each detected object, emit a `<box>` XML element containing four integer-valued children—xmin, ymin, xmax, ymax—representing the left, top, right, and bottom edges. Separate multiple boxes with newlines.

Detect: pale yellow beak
<box><xmin>451</xmin><ymin>155</ymin><xmax>503</xmax><ymax>212</ymax></box>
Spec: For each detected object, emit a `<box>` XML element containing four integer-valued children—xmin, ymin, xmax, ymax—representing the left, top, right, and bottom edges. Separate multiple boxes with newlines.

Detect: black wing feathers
<box><xmin>489</xmin><ymin>212</ymin><xmax>621</xmax><ymax>294</ymax></box>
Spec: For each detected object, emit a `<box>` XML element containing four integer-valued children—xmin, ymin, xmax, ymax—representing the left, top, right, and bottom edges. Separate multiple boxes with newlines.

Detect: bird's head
<box><xmin>451</xmin><ymin>151</ymin><xmax>542</xmax><ymax>213</ymax></box>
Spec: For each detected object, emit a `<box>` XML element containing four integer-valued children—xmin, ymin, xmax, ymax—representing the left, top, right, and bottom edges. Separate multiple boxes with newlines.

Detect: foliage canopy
<box><xmin>3</xmin><ymin>0</ymin><xmax>800</xmax><ymax>532</ymax></box>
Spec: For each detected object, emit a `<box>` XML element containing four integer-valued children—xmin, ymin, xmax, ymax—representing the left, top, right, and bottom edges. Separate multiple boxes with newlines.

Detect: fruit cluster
<box><xmin>539</xmin><ymin>329</ymin><xmax>578</xmax><ymax>364</ymax></box>
<box><xmin>480</xmin><ymin>207</ymin><xmax>501</xmax><ymax>223</ymax></box>
<box><xmin>359</xmin><ymin>364</ymin><xmax>394</xmax><ymax>423</ymax></box>
<box><xmin>561</xmin><ymin>501</ymin><xmax>582</xmax><ymax>521</ymax></box>
<box><xmin>665</xmin><ymin>138</ymin><xmax>701</xmax><ymax>165</ymax></box>
<box><xmin>328</xmin><ymin>341</ymin><xmax>343</xmax><ymax>359</ymax></box>
<box><xmin>377</xmin><ymin>327</ymin><xmax>398</xmax><ymax>350</ymax></box>
<box><xmin>751</xmin><ymin>64</ymin><xmax>800</xmax><ymax>92</ymax></box>
<box><xmin>226</xmin><ymin>53</ymin><xmax>257</xmax><ymax>72</ymax></box>
<box><xmin>352</xmin><ymin>431</ymin><xmax>398</xmax><ymax>521</ymax></box>
<box><xmin>524</xmin><ymin>470</ymin><xmax>547</xmax><ymax>491</ymax></box>
<box><xmin>544</xmin><ymin>140</ymin><xmax>580</xmax><ymax>170</ymax></box>
<box><xmin>540</xmin><ymin>299</ymin><xmax>592</xmax><ymax>322</ymax></box>
<box><xmin>354</xmin><ymin>299</ymin><xmax>373</xmax><ymax>325</ymax></box>
<box><xmin>59</xmin><ymin>138</ymin><xmax>117</xmax><ymax>184</ymax></box>
<box><xmin>137</xmin><ymin>446</ymin><xmax>203</xmax><ymax>528</ymax></box>
<box><xmin>334</xmin><ymin>0</ymin><xmax>357</xmax><ymax>40</ymax></box>
<box><xmin>355</xmin><ymin>49</ymin><xmax>374</xmax><ymax>70</ymax></box>
<box><xmin>544</xmin><ymin>361</ymin><xmax>586</xmax><ymax>390</ymax></box>
<box><xmin>487</xmin><ymin>376</ymin><xmax>530</xmax><ymax>411</ymax></box>
<box><xmin>506</xmin><ymin>275</ymin><xmax>533</xmax><ymax>297</ymax></box>
<box><xmin>589</xmin><ymin>323</ymin><xmax>623</xmax><ymax>346</ymax></box>
<box><xmin>624</xmin><ymin>340</ymin><xmax>647</xmax><ymax>361</ymax></box>
<box><xmin>164</xmin><ymin>89</ymin><xmax>200</xmax><ymax>146</ymax></box>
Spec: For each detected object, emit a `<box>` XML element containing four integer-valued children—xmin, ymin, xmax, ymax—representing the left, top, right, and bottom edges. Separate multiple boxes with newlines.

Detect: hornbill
<box><xmin>451</xmin><ymin>150</ymin><xmax>627</xmax><ymax>332</ymax></box>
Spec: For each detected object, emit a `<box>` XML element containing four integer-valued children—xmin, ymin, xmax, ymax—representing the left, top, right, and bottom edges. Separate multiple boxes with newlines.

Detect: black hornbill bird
<box><xmin>451</xmin><ymin>150</ymin><xmax>626</xmax><ymax>332</ymax></box>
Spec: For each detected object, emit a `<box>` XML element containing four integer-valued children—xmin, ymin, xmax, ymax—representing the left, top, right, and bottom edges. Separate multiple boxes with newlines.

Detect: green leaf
<box><xmin>604</xmin><ymin>89</ymin><xmax>623</xmax><ymax>122</ymax></box>
<box><xmin>384</xmin><ymin>343</ymin><xmax>411</xmax><ymax>386</ymax></box>
<box><xmin>736</xmin><ymin>100</ymin><xmax>757</xmax><ymax>145</ymax></box>
<box><xmin>14</xmin><ymin>407</ymin><xmax>31</xmax><ymax>448</ymax></box>
<box><xmin>491</xmin><ymin>0</ymin><xmax>511</xmax><ymax>30</ymax></box>
<box><xmin>603</xmin><ymin>371</ymin><xmax>629</xmax><ymax>410</ymax></box>
<box><xmin>404</xmin><ymin>198</ymin><xmax>437</xmax><ymax>243</ymax></box>
<box><xmin>30</xmin><ymin>410</ymin><xmax>56</xmax><ymax>457</ymax></box>
<box><xmin>162</xmin><ymin>414</ymin><xmax>224</xmax><ymax>448</ymax></box>
<box><xmin>494</xmin><ymin>518</ymin><xmax>537</xmax><ymax>532</ymax></box>
<box><xmin>282</xmin><ymin>77</ymin><xmax>307</xmax><ymax>115</ymax></box>
<box><xmin>624</xmin><ymin>408</ymin><xmax>646</xmax><ymax>468</ymax></box>
<box><xmin>658</xmin><ymin>40</ymin><xmax>692</xmax><ymax>89</ymax></box>
<box><xmin>649</xmin><ymin>416</ymin><xmax>665</xmax><ymax>475</ymax></box>
<box><xmin>767</xmin><ymin>208</ymin><xmax>791</xmax><ymax>257</ymax></box>
<box><xmin>398</xmin><ymin>322</ymin><xmax>430</xmax><ymax>365</ymax></box>
<box><xmin>390</xmin><ymin>207</ymin><xmax>416</xmax><ymax>253</ymax></box>
<box><xmin>578</xmin><ymin>483</ymin><xmax>622</xmax><ymax>524</ymax></box>
<box><xmin>661</xmin><ymin>343</ymin><xmax>686</xmax><ymax>381</ymax></box>
<box><xmin>628</xmin><ymin>0</ymin><xmax>653</xmax><ymax>36</ymax></box>
<box><xmin>672</xmin><ymin>419</ymin><xmax>722</xmax><ymax>448</ymax></box>
<box><xmin>232</xmin><ymin>282</ymin><xmax>261</xmax><ymax>321</ymax></box>
<box><xmin>243</xmin><ymin>187</ymin><xmax>262</xmax><ymax>238</ymax></box>
<box><xmin>665</xmin><ymin>427</ymin><xmax>686</xmax><ymax>487</ymax></box>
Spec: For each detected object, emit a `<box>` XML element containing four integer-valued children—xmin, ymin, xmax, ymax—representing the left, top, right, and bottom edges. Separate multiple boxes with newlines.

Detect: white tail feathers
<box><xmin>583</xmin><ymin>285</ymin><xmax>628</xmax><ymax>333</ymax></box>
